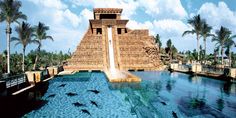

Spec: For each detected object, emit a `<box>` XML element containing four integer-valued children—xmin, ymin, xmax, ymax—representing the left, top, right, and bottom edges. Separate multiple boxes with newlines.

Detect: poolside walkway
<box><xmin>104</xmin><ymin>70</ymin><xmax>141</xmax><ymax>82</ymax></box>
<box><xmin>171</xmin><ymin>65</ymin><xmax>235</xmax><ymax>82</ymax></box>
<box><xmin>12</xmin><ymin>85</ymin><xmax>34</xmax><ymax>95</ymax></box>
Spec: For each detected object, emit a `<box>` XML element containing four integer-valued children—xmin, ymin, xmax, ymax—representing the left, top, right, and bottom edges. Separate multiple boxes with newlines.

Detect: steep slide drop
<box><xmin>106</xmin><ymin>26</ymin><xmax>141</xmax><ymax>82</ymax></box>
<box><xmin>107</xmin><ymin>27</ymin><xmax>126</xmax><ymax>78</ymax></box>
<box><xmin>108</xmin><ymin>27</ymin><xmax>116</xmax><ymax>74</ymax></box>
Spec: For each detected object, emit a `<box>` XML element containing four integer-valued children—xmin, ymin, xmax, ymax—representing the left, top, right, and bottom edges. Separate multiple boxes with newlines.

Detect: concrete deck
<box><xmin>104</xmin><ymin>70</ymin><xmax>141</xmax><ymax>83</ymax></box>
<box><xmin>58</xmin><ymin>71</ymin><xmax>75</xmax><ymax>75</ymax></box>
<box><xmin>12</xmin><ymin>85</ymin><xmax>34</xmax><ymax>95</ymax></box>
<box><xmin>171</xmin><ymin>69</ymin><xmax>234</xmax><ymax>82</ymax></box>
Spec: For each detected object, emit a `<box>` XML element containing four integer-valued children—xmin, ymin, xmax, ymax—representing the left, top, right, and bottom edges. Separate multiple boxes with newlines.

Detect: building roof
<box><xmin>93</xmin><ymin>8</ymin><xmax>123</xmax><ymax>14</ymax></box>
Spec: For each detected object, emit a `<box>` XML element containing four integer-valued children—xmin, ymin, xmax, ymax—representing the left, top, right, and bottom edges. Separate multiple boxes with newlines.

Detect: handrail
<box><xmin>1</xmin><ymin>74</ymin><xmax>27</xmax><ymax>88</ymax></box>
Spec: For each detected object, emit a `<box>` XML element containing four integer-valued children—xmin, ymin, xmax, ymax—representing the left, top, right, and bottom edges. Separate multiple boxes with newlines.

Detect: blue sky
<box><xmin>0</xmin><ymin>0</ymin><xmax>236</xmax><ymax>54</ymax></box>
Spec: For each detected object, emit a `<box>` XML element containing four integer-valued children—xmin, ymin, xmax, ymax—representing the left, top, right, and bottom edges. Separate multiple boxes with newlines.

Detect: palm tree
<box><xmin>155</xmin><ymin>34</ymin><xmax>161</xmax><ymax>49</ymax></box>
<box><xmin>213</xmin><ymin>47</ymin><xmax>220</xmax><ymax>65</ymax></box>
<box><xmin>0</xmin><ymin>9</ymin><xmax>4</xmax><ymax>53</ymax></box>
<box><xmin>166</xmin><ymin>39</ymin><xmax>172</xmax><ymax>62</ymax></box>
<box><xmin>182</xmin><ymin>15</ymin><xmax>204</xmax><ymax>61</ymax></box>
<box><xmin>32</xmin><ymin>22</ymin><xmax>53</xmax><ymax>70</ymax></box>
<box><xmin>11</xmin><ymin>22</ymin><xmax>36</xmax><ymax>72</ymax></box>
<box><xmin>212</xmin><ymin>26</ymin><xmax>235</xmax><ymax>66</ymax></box>
<box><xmin>201</xmin><ymin>22</ymin><xmax>213</xmax><ymax>62</ymax></box>
<box><xmin>224</xmin><ymin>36</ymin><xmax>236</xmax><ymax>67</ymax></box>
<box><xmin>0</xmin><ymin>0</ymin><xmax>27</xmax><ymax>73</ymax></box>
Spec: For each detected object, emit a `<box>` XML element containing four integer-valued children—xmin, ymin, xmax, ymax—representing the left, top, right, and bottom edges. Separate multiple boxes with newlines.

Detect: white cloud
<box><xmin>27</xmin><ymin>0</ymin><xmax>67</xmax><ymax>10</ymax></box>
<box><xmin>138</xmin><ymin>0</ymin><xmax>187</xmax><ymax>19</ymax></box>
<box><xmin>127</xmin><ymin>20</ymin><xmax>153</xmax><ymax>31</ymax></box>
<box><xmin>24</xmin><ymin>0</ymin><xmax>92</xmax><ymax>53</ymax></box>
<box><xmin>80</xmin><ymin>8</ymin><xmax>93</xmax><ymax>20</ymax></box>
<box><xmin>70</xmin><ymin>0</ymin><xmax>187</xmax><ymax>20</ymax></box>
<box><xmin>198</xmin><ymin>2</ymin><xmax>236</xmax><ymax>33</ymax></box>
<box><xmin>64</xmin><ymin>9</ymin><xmax>80</xmax><ymax>27</ymax></box>
<box><xmin>70</xmin><ymin>0</ymin><xmax>139</xmax><ymax>19</ymax></box>
<box><xmin>152</xmin><ymin>19</ymin><xmax>190</xmax><ymax>37</ymax></box>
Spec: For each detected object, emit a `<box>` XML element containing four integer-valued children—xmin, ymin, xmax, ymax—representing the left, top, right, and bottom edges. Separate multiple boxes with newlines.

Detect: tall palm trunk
<box><xmin>214</xmin><ymin>51</ymin><xmax>217</xmax><ymax>64</ymax></box>
<box><xmin>6</xmin><ymin>22</ymin><xmax>11</xmax><ymax>73</ymax></box>
<box><xmin>169</xmin><ymin>50</ymin><xmax>172</xmax><ymax>63</ymax></box>
<box><xmin>229</xmin><ymin>48</ymin><xmax>231</xmax><ymax>67</ymax></box>
<box><xmin>33</xmin><ymin>46</ymin><xmax>40</xmax><ymax>70</ymax></box>
<box><xmin>204</xmin><ymin>37</ymin><xmax>206</xmax><ymax>64</ymax></box>
<box><xmin>197</xmin><ymin>33</ymin><xmax>200</xmax><ymax>61</ymax></box>
<box><xmin>221</xmin><ymin>46</ymin><xmax>224</xmax><ymax>65</ymax></box>
<box><xmin>22</xmin><ymin>47</ymin><xmax>25</xmax><ymax>72</ymax></box>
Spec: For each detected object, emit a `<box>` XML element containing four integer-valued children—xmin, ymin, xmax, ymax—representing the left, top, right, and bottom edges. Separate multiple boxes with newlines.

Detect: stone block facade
<box><xmin>64</xmin><ymin>8</ymin><xmax>162</xmax><ymax>71</ymax></box>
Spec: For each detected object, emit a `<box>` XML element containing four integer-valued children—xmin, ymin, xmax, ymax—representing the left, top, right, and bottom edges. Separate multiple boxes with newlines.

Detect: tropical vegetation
<box><xmin>0</xmin><ymin>0</ymin><xmax>70</xmax><ymax>77</ymax></box>
<box><xmin>11</xmin><ymin>21</ymin><xmax>36</xmax><ymax>72</ymax></box>
<box><xmin>182</xmin><ymin>14</ymin><xmax>236</xmax><ymax>67</ymax></box>
<box><xmin>32</xmin><ymin>22</ymin><xmax>53</xmax><ymax>70</ymax></box>
<box><xmin>182</xmin><ymin>15</ymin><xmax>204</xmax><ymax>61</ymax></box>
<box><xmin>0</xmin><ymin>0</ymin><xmax>27</xmax><ymax>73</ymax></box>
<box><xmin>0</xmin><ymin>50</ymin><xmax>70</xmax><ymax>75</ymax></box>
<box><xmin>212</xmin><ymin>26</ymin><xmax>236</xmax><ymax>66</ymax></box>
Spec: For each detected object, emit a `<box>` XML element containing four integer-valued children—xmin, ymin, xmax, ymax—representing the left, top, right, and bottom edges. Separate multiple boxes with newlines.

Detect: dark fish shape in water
<box><xmin>172</xmin><ymin>111</ymin><xmax>178</xmax><ymax>118</ymax></box>
<box><xmin>73</xmin><ymin>102</ymin><xmax>86</xmax><ymax>107</ymax></box>
<box><xmin>47</xmin><ymin>94</ymin><xmax>56</xmax><ymax>98</ymax></box>
<box><xmin>87</xmin><ymin>90</ymin><xmax>100</xmax><ymax>94</ymax></box>
<box><xmin>66</xmin><ymin>92</ymin><xmax>78</xmax><ymax>96</ymax></box>
<box><xmin>58</xmin><ymin>84</ymin><xmax>66</xmax><ymax>88</ymax></box>
<box><xmin>81</xmin><ymin>109</ymin><xmax>91</xmax><ymax>116</ymax></box>
<box><xmin>90</xmin><ymin>100</ymin><xmax>98</xmax><ymax>107</ymax></box>
<box><xmin>160</xmin><ymin>101</ymin><xmax>167</xmax><ymax>106</ymax></box>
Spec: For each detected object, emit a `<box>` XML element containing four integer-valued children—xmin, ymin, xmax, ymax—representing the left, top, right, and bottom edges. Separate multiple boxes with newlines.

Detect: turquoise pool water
<box><xmin>25</xmin><ymin>71</ymin><xmax>236</xmax><ymax>118</ymax></box>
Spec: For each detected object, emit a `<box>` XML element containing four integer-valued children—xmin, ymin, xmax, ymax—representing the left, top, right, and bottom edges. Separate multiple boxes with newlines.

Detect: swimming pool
<box><xmin>24</xmin><ymin>71</ymin><xmax>236</xmax><ymax>118</ymax></box>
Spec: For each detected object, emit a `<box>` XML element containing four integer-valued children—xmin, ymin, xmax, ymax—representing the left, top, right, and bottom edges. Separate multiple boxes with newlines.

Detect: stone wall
<box><xmin>117</xmin><ymin>31</ymin><xmax>161</xmax><ymax>70</ymax></box>
<box><xmin>64</xmin><ymin>29</ymin><xmax>105</xmax><ymax>71</ymax></box>
<box><xmin>64</xmin><ymin>8</ymin><xmax>162</xmax><ymax>71</ymax></box>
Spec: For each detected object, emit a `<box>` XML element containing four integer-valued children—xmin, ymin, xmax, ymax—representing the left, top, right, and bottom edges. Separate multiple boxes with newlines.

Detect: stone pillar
<box><xmin>170</xmin><ymin>63</ymin><xmax>178</xmax><ymax>70</ymax></box>
<box><xmin>25</xmin><ymin>71</ymin><xmax>43</xmax><ymax>85</ymax></box>
<box><xmin>191</xmin><ymin>64</ymin><xmax>202</xmax><ymax>73</ymax></box>
<box><xmin>121</xmin><ymin>28</ymin><xmax>125</xmax><ymax>34</ymax></box>
<box><xmin>230</xmin><ymin>68</ymin><xmax>236</xmax><ymax>78</ymax></box>
<box><xmin>117</xmin><ymin>14</ymin><xmax>121</xmax><ymax>19</ymax></box>
<box><xmin>95</xmin><ymin>14</ymin><xmax>100</xmax><ymax>19</ymax></box>
<box><xmin>102</xmin><ymin>26</ymin><xmax>108</xmax><ymax>70</ymax></box>
<box><xmin>93</xmin><ymin>28</ymin><xmax>97</xmax><ymax>34</ymax></box>
<box><xmin>47</xmin><ymin>67</ymin><xmax>55</xmax><ymax>77</ymax></box>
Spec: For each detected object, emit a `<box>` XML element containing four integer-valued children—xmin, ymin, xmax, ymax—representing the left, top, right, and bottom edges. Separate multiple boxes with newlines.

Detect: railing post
<box><xmin>17</xmin><ymin>75</ymin><xmax>19</xmax><ymax>89</ymax></box>
<box><xmin>10</xmin><ymin>77</ymin><xmax>11</xmax><ymax>88</ymax></box>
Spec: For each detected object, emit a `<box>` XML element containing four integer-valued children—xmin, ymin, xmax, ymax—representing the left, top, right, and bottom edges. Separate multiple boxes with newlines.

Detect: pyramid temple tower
<box><xmin>64</xmin><ymin>8</ymin><xmax>162</xmax><ymax>71</ymax></box>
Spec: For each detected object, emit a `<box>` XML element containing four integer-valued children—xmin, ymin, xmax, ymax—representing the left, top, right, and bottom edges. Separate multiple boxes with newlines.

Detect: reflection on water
<box><xmin>223</xmin><ymin>82</ymin><xmax>234</xmax><ymax>95</ymax></box>
<box><xmin>109</xmin><ymin>82</ymin><xmax>141</xmax><ymax>90</ymax></box>
<box><xmin>126</xmin><ymin>71</ymin><xmax>236</xmax><ymax>117</ymax></box>
<box><xmin>2</xmin><ymin>71</ymin><xmax>236</xmax><ymax>117</ymax></box>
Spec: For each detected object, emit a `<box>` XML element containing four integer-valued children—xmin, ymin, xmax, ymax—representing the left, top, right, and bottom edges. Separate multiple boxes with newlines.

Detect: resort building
<box><xmin>64</xmin><ymin>8</ymin><xmax>162</xmax><ymax>71</ymax></box>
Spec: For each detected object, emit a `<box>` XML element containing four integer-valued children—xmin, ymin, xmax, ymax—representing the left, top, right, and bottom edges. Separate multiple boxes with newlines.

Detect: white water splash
<box><xmin>107</xmin><ymin>27</ymin><xmax>126</xmax><ymax>78</ymax></box>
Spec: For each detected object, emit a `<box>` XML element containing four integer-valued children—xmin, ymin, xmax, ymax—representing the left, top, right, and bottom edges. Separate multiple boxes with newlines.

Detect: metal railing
<box><xmin>202</xmin><ymin>66</ymin><xmax>224</xmax><ymax>75</ymax></box>
<box><xmin>178</xmin><ymin>64</ymin><xmax>190</xmax><ymax>71</ymax></box>
<box><xmin>1</xmin><ymin>74</ymin><xmax>27</xmax><ymax>88</ymax></box>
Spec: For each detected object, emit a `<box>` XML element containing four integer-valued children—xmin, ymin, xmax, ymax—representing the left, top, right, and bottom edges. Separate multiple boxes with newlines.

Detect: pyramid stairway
<box><xmin>64</xmin><ymin>8</ymin><xmax>162</xmax><ymax>71</ymax></box>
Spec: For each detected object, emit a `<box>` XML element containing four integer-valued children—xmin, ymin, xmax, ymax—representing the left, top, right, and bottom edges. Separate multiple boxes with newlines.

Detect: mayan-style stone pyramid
<box><xmin>64</xmin><ymin>8</ymin><xmax>162</xmax><ymax>71</ymax></box>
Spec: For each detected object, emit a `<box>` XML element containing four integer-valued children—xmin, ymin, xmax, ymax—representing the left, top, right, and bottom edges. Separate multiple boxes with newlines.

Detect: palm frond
<box><xmin>11</xmin><ymin>37</ymin><xmax>20</xmax><ymax>42</ymax></box>
<box><xmin>229</xmin><ymin>35</ymin><xmax>236</xmax><ymax>40</ymax></box>
<box><xmin>46</xmin><ymin>36</ymin><xmax>53</xmax><ymax>41</ymax></box>
<box><xmin>182</xmin><ymin>30</ymin><xmax>195</xmax><ymax>37</ymax></box>
<box><xmin>14</xmin><ymin>42</ymin><xmax>21</xmax><ymax>47</ymax></box>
